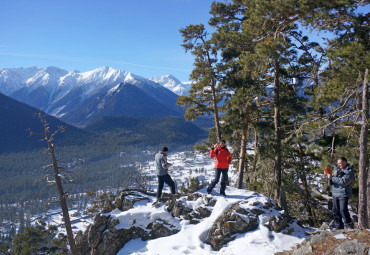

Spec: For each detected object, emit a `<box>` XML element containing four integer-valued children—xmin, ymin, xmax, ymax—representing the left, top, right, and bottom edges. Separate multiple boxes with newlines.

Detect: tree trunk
<box><xmin>273</xmin><ymin>59</ymin><xmax>285</xmax><ymax>211</ymax></box>
<box><xmin>358</xmin><ymin>69</ymin><xmax>369</xmax><ymax>229</ymax></box>
<box><xmin>237</xmin><ymin>103</ymin><xmax>250</xmax><ymax>189</ymax></box>
<box><xmin>41</xmin><ymin>116</ymin><xmax>79</xmax><ymax>255</ymax></box>
<box><xmin>367</xmin><ymin>159</ymin><xmax>370</xmax><ymax>228</ymax></box>
<box><xmin>211</xmin><ymin>78</ymin><xmax>222</xmax><ymax>141</ymax></box>
<box><xmin>298</xmin><ymin>143</ymin><xmax>314</xmax><ymax>226</ymax></box>
<box><xmin>253</xmin><ymin>108</ymin><xmax>260</xmax><ymax>173</ymax></box>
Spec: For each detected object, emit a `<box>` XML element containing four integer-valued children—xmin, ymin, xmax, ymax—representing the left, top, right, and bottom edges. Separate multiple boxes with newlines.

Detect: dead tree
<box><xmin>29</xmin><ymin>112</ymin><xmax>79</xmax><ymax>255</ymax></box>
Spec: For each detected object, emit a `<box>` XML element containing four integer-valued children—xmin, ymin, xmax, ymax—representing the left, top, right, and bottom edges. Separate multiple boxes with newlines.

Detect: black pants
<box><xmin>332</xmin><ymin>196</ymin><xmax>352</xmax><ymax>229</ymax></box>
<box><xmin>157</xmin><ymin>174</ymin><xmax>176</xmax><ymax>198</ymax></box>
<box><xmin>207</xmin><ymin>168</ymin><xmax>228</xmax><ymax>193</ymax></box>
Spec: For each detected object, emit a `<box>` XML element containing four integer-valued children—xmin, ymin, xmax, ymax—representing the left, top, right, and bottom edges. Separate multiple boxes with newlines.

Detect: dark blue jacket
<box><xmin>329</xmin><ymin>164</ymin><xmax>355</xmax><ymax>198</ymax></box>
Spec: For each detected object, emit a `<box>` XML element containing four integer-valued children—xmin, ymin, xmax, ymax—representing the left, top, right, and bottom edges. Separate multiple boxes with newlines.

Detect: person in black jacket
<box><xmin>326</xmin><ymin>157</ymin><xmax>355</xmax><ymax>230</ymax></box>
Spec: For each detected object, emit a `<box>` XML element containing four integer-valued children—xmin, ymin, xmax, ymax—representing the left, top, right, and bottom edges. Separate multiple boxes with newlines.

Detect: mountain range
<box><xmin>0</xmin><ymin>92</ymin><xmax>206</xmax><ymax>153</ymax></box>
<box><xmin>0</xmin><ymin>66</ymin><xmax>191</xmax><ymax>127</ymax></box>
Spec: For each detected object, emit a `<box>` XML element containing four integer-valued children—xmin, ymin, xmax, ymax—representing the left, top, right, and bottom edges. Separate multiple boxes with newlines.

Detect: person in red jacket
<box><xmin>207</xmin><ymin>139</ymin><xmax>232</xmax><ymax>196</ymax></box>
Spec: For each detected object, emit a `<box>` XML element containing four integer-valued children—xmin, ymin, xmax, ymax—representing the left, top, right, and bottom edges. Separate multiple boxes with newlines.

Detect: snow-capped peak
<box><xmin>150</xmin><ymin>74</ymin><xmax>191</xmax><ymax>96</ymax></box>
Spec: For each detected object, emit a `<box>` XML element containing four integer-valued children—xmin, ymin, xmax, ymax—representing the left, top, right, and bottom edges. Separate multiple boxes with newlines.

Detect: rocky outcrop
<box><xmin>205</xmin><ymin>202</ymin><xmax>259</xmax><ymax>250</ymax></box>
<box><xmin>77</xmin><ymin>211</ymin><xmax>180</xmax><ymax>254</ymax></box>
<box><xmin>165</xmin><ymin>193</ymin><xmax>214</xmax><ymax>224</ymax></box>
<box><xmin>276</xmin><ymin>229</ymin><xmax>370</xmax><ymax>255</ymax></box>
<box><xmin>205</xmin><ymin>198</ymin><xmax>290</xmax><ymax>251</ymax></box>
<box><xmin>77</xmin><ymin>190</ymin><xmax>180</xmax><ymax>255</ymax></box>
<box><xmin>114</xmin><ymin>190</ymin><xmax>152</xmax><ymax>212</ymax></box>
<box><xmin>77</xmin><ymin>190</ymin><xmax>293</xmax><ymax>254</ymax></box>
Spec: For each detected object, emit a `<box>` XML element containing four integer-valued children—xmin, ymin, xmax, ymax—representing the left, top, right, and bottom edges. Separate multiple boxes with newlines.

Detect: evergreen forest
<box><xmin>177</xmin><ymin>0</ymin><xmax>369</xmax><ymax>229</ymax></box>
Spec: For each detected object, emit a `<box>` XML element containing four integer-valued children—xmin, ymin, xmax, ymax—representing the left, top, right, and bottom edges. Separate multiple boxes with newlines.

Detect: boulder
<box><xmin>145</xmin><ymin>220</ymin><xmax>180</xmax><ymax>240</ymax></box>
<box><xmin>114</xmin><ymin>190</ymin><xmax>150</xmax><ymax>212</ymax></box>
<box><xmin>333</xmin><ymin>239</ymin><xmax>367</xmax><ymax>255</ymax></box>
<box><xmin>265</xmin><ymin>210</ymin><xmax>290</xmax><ymax>233</ymax></box>
<box><xmin>205</xmin><ymin>202</ymin><xmax>259</xmax><ymax>251</ymax></box>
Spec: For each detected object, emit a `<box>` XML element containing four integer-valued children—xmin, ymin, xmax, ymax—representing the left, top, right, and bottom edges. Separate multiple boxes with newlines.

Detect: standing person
<box><xmin>155</xmin><ymin>147</ymin><xmax>176</xmax><ymax>199</ymax></box>
<box><xmin>207</xmin><ymin>140</ymin><xmax>232</xmax><ymax>196</ymax></box>
<box><xmin>326</xmin><ymin>157</ymin><xmax>355</xmax><ymax>230</ymax></box>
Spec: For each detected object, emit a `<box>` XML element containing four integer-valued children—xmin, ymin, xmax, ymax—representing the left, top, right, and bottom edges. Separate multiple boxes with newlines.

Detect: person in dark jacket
<box><xmin>326</xmin><ymin>157</ymin><xmax>355</xmax><ymax>230</ymax></box>
<box><xmin>155</xmin><ymin>147</ymin><xmax>176</xmax><ymax>199</ymax></box>
<box><xmin>207</xmin><ymin>140</ymin><xmax>232</xmax><ymax>196</ymax></box>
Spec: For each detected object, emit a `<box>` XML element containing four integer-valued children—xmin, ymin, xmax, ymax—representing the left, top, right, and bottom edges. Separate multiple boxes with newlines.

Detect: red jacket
<box><xmin>210</xmin><ymin>145</ymin><xmax>232</xmax><ymax>169</ymax></box>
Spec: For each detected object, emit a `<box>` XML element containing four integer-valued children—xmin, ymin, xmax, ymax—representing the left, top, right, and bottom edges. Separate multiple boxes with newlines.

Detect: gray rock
<box><xmin>77</xmin><ymin>190</ymin><xmax>182</xmax><ymax>254</ymax></box>
<box><xmin>194</xmin><ymin>206</ymin><xmax>211</xmax><ymax>219</ymax></box>
<box><xmin>95</xmin><ymin>226</ymin><xmax>144</xmax><ymax>255</ymax></box>
<box><xmin>115</xmin><ymin>191</ymin><xmax>150</xmax><ymax>212</ymax></box>
<box><xmin>187</xmin><ymin>193</ymin><xmax>203</xmax><ymax>201</ymax></box>
<box><xmin>169</xmin><ymin>200</ymin><xmax>193</xmax><ymax>218</ymax></box>
<box><xmin>333</xmin><ymin>239</ymin><xmax>367</xmax><ymax>255</ymax></box>
<box><xmin>319</xmin><ymin>221</ymin><xmax>331</xmax><ymax>230</ymax></box>
<box><xmin>265</xmin><ymin>211</ymin><xmax>290</xmax><ymax>233</ymax></box>
<box><xmin>87</xmin><ymin>214</ymin><xmax>110</xmax><ymax>249</ymax></box>
<box><xmin>145</xmin><ymin>220</ymin><xmax>180</xmax><ymax>240</ymax></box>
<box><xmin>206</xmin><ymin>201</ymin><xmax>259</xmax><ymax>250</ymax></box>
<box><xmin>292</xmin><ymin>244</ymin><xmax>313</xmax><ymax>255</ymax></box>
<box><xmin>308</xmin><ymin>231</ymin><xmax>328</xmax><ymax>245</ymax></box>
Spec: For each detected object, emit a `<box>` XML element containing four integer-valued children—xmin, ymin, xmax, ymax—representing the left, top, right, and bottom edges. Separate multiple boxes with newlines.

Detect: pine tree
<box><xmin>178</xmin><ymin>24</ymin><xmax>224</xmax><ymax>141</ymax></box>
<box><xmin>308</xmin><ymin>2</ymin><xmax>369</xmax><ymax>229</ymax></box>
<box><xmin>13</xmin><ymin>221</ymin><xmax>64</xmax><ymax>255</ymax></box>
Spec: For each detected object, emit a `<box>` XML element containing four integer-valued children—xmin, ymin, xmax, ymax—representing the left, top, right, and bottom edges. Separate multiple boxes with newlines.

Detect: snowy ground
<box><xmin>33</xmin><ymin>150</ymin><xmax>310</xmax><ymax>254</ymax></box>
<box><xmin>115</xmin><ymin>187</ymin><xmax>308</xmax><ymax>255</ymax></box>
<box><xmin>142</xmin><ymin>150</ymin><xmax>238</xmax><ymax>193</ymax></box>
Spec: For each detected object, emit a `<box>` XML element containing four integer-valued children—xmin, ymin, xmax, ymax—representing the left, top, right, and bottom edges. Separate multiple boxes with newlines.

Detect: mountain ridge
<box><xmin>0</xmin><ymin>66</ymin><xmax>190</xmax><ymax>126</ymax></box>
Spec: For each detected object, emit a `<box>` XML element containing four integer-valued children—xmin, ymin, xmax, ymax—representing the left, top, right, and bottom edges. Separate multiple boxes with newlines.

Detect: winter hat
<box><xmin>162</xmin><ymin>147</ymin><xmax>169</xmax><ymax>152</ymax></box>
<box><xmin>219</xmin><ymin>139</ymin><xmax>226</xmax><ymax>144</ymax></box>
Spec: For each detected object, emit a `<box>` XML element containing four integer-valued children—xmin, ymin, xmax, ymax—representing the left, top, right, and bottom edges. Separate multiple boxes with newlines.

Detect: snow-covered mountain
<box><xmin>0</xmin><ymin>67</ymin><xmax>185</xmax><ymax>126</ymax></box>
<box><xmin>150</xmin><ymin>74</ymin><xmax>192</xmax><ymax>96</ymax></box>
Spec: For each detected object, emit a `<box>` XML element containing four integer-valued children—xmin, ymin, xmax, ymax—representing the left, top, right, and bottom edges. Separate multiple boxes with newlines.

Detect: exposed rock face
<box><xmin>77</xmin><ymin>190</ymin><xmax>293</xmax><ymax>254</ymax></box>
<box><xmin>76</xmin><ymin>190</ymin><xmax>180</xmax><ymax>255</ymax></box>
<box><xmin>205</xmin><ymin>198</ymin><xmax>289</xmax><ymax>251</ymax></box>
<box><xmin>114</xmin><ymin>190</ymin><xmax>151</xmax><ymax>212</ymax></box>
<box><xmin>205</xmin><ymin>202</ymin><xmax>259</xmax><ymax>250</ymax></box>
<box><xmin>77</xmin><ymin>211</ymin><xmax>180</xmax><ymax>254</ymax></box>
<box><xmin>165</xmin><ymin>193</ymin><xmax>214</xmax><ymax>224</ymax></box>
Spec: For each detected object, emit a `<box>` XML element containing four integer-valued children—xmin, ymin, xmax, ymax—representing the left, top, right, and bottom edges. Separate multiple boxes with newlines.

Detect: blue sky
<box><xmin>0</xmin><ymin>0</ymin><xmax>214</xmax><ymax>81</ymax></box>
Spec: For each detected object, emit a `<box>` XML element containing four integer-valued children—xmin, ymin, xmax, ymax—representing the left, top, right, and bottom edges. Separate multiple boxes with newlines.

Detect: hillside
<box><xmin>84</xmin><ymin>115</ymin><xmax>207</xmax><ymax>144</ymax></box>
<box><xmin>0</xmin><ymin>93</ymin><xmax>91</xmax><ymax>153</ymax></box>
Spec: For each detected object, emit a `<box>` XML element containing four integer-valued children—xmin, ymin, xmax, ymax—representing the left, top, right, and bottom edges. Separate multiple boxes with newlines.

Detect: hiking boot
<box><xmin>344</xmin><ymin>222</ymin><xmax>354</xmax><ymax>230</ymax></box>
<box><xmin>220</xmin><ymin>191</ymin><xmax>226</xmax><ymax>196</ymax></box>
<box><xmin>330</xmin><ymin>225</ymin><xmax>344</xmax><ymax>231</ymax></box>
<box><xmin>207</xmin><ymin>188</ymin><xmax>212</xmax><ymax>194</ymax></box>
